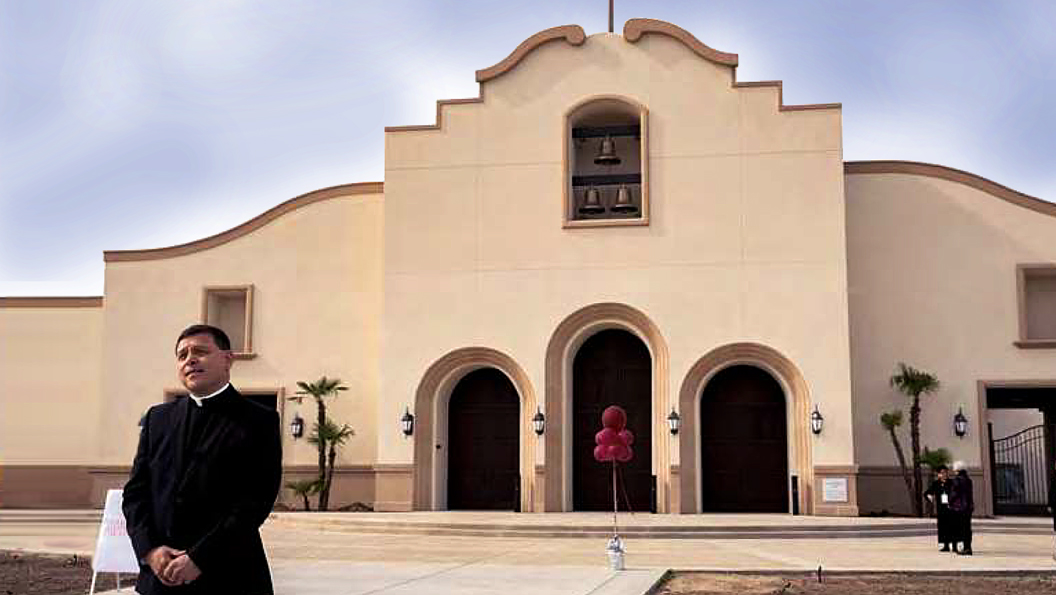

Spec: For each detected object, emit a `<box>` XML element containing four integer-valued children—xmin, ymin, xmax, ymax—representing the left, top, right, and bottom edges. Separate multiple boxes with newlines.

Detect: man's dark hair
<box><xmin>936</xmin><ymin>464</ymin><xmax>948</xmax><ymax>472</ymax></box>
<box><xmin>175</xmin><ymin>324</ymin><xmax>231</xmax><ymax>352</ymax></box>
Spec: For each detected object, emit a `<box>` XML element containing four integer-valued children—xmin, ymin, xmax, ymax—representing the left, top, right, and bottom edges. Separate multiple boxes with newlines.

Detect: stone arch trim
<box><xmin>678</xmin><ymin>342</ymin><xmax>813</xmax><ymax>514</ymax></box>
<box><xmin>544</xmin><ymin>302</ymin><xmax>670</xmax><ymax>511</ymax></box>
<box><xmin>412</xmin><ymin>347</ymin><xmax>538</xmax><ymax>511</ymax></box>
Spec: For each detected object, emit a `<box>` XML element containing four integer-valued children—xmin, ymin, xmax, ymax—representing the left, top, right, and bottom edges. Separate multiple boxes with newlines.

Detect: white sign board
<box><xmin>92</xmin><ymin>489</ymin><xmax>140</xmax><ymax>573</ymax></box>
<box><xmin>822</xmin><ymin>478</ymin><xmax>849</xmax><ymax>503</ymax></box>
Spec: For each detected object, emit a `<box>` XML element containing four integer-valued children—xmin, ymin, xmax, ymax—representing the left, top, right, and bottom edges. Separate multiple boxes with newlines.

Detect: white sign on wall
<box><xmin>822</xmin><ymin>478</ymin><xmax>849</xmax><ymax>503</ymax></box>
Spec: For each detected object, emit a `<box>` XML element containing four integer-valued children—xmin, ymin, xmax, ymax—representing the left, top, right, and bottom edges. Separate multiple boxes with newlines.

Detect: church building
<box><xmin>2</xmin><ymin>19</ymin><xmax>1054</xmax><ymax>517</ymax></box>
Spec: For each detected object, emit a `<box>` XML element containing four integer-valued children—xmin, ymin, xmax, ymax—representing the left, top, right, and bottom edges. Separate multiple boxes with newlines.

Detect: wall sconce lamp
<box><xmin>953</xmin><ymin>407</ymin><xmax>968</xmax><ymax>438</ymax></box>
<box><xmin>667</xmin><ymin>409</ymin><xmax>681</xmax><ymax>435</ymax></box>
<box><xmin>401</xmin><ymin>407</ymin><xmax>415</xmax><ymax>436</ymax></box>
<box><xmin>810</xmin><ymin>405</ymin><xmax>824</xmax><ymax>435</ymax></box>
<box><xmin>289</xmin><ymin>414</ymin><xmax>304</xmax><ymax>439</ymax></box>
<box><xmin>532</xmin><ymin>408</ymin><xmax>546</xmax><ymax>436</ymax></box>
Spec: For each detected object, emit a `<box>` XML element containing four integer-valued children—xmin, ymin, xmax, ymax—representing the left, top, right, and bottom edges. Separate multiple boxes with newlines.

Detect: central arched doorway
<box><xmin>447</xmin><ymin>368</ymin><xmax>520</xmax><ymax>510</ymax></box>
<box><xmin>573</xmin><ymin>329</ymin><xmax>653</xmax><ymax>511</ymax></box>
<box><xmin>699</xmin><ymin>365</ymin><xmax>788</xmax><ymax>512</ymax></box>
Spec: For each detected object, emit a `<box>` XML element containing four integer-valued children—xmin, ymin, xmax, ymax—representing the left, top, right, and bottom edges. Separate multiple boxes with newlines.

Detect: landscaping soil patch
<box><xmin>656</xmin><ymin>572</ymin><xmax>1056</xmax><ymax>595</ymax></box>
<box><xmin>1</xmin><ymin>551</ymin><xmax>136</xmax><ymax>595</ymax></box>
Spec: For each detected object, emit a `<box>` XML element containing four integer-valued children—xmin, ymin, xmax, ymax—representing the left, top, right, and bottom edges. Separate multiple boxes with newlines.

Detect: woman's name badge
<box><xmin>941</xmin><ymin>494</ymin><xmax>949</xmax><ymax>504</ymax></box>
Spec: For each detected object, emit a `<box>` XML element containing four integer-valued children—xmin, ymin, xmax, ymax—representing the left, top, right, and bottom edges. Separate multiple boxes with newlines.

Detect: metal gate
<box><xmin>990</xmin><ymin>424</ymin><xmax>1050</xmax><ymax>515</ymax></box>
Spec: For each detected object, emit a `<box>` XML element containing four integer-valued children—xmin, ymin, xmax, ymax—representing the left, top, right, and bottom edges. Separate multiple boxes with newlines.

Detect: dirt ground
<box><xmin>1</xmin><ymin>551</ymin><xmax>136</xmax><ymax>595</ymax></box>
<box><xmin>656</xmin><ymin>572</ymin><xmax>1056</xmax><ymax>595</ymax></box>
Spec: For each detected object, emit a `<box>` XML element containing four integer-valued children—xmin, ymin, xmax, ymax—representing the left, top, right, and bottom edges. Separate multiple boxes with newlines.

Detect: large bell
<box><xmin>578</xmin><ymin>186</ymin><xmax>605</xmax><ymax>215</ymax></box>
<box><xmin>610</xmin><ymin>185</ymin><xmax>638</xmax><ymax>214</ymax></box>
<box><xmin>594</xmin><ymin>135</ymin><xmax>621</xmax><ymax>165</ymax></box>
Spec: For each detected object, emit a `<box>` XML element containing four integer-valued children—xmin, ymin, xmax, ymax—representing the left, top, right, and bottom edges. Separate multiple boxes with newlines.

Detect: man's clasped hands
<box><xmin>146</xmin><ymin>545</ymin><xmax>202</xmax><ymax>586</ymax></box>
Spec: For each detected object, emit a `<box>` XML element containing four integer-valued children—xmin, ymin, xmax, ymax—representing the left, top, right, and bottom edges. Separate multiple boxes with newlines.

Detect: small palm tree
<box><xmin>920</xmin><ymin>446</ymin><xmax>952</xmax><ymax>472</ymax></box>
<box><xmin>889</xmin><ymin>363</ymin><xmax>941</xmax><ymax>517</ymax></box>
<box><xmin>284</xmin><ymin>479</ymin><xmax>320</xmax><ymax>511</ymax></box>
<box><xmin>880</xmin><ymin>410</ymin><xmax>914</xmax><ymax>514</ymax></box>
<box><xmin>310</xmin><ymin>419</ymin><xmax>355</xmax><ymax>512</ymax></box>
<box><xmin>289</xmin><ymin>376</ymin><xmax>348</xmax><ymax>511</ymax></box>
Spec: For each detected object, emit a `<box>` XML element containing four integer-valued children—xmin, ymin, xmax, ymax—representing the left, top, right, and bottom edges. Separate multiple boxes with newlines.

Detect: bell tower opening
<box><xmin>564</xmin><ymin>97</ymin><xmax>649</xmax><ymax>227</ymax></box>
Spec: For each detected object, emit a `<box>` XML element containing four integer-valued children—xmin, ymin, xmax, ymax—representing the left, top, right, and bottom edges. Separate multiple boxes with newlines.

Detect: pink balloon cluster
<box><xmin>593</xmin><ymin>405</ymin><xmax>635</xmax><ymax>463</ymax></box>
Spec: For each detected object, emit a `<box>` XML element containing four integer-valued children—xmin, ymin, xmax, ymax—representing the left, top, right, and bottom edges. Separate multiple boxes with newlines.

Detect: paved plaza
<box><xmin>1</xmin><ymin>511</ymin><xmax>1054</xmax><ymax>594</ymax></box>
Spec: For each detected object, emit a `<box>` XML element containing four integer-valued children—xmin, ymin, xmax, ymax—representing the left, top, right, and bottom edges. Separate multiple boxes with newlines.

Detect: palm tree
<box><xmin>310</xmin><ymin>419</ymin><xmax>355</xmax><ymax>512</ymax></box>
<box><xmin>880</xmin><ymin>410</ymin><xmax>914</xmax><ymax>514</ymax></box>
<box><xmin>889</xmin><ymin>363</ymin><xmax>941</xmax><ymax>517</ymax></box>
<box><xmin>289</xmin><ymin>376</ymin><xmax>348</xmax><ymax>511</ymax></box>
<box><xmin>284</xmin><ymin>478</ymin><xmax>320</xmax><ymax>512</ymax></box>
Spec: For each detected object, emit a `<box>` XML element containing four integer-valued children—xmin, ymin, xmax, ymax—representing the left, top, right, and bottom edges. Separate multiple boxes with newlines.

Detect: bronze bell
<box><xmin>578</xmin><ymin>186</ymin><xmax>605</xmax><ymax>215</ymax></box>
<box><xmin>594</xmin><ymin>135</ymin><xmax>621</xmax><ymax>165</ymax></box>
<box><xmin>610</xmin><ymin>185</ymin><xmax>638</xmax><ymax>214</ymax></box>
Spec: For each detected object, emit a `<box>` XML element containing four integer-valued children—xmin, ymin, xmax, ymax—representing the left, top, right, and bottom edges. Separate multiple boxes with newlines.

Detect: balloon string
<box><xmin>617</xmin><ymin>463</ymin><xmax>635</xmax><ymax>515</ymax></box>
<box><xmin>611</xmin><ymin>459</ymin><xmax>618</xmax><ymax>538</ymax></box>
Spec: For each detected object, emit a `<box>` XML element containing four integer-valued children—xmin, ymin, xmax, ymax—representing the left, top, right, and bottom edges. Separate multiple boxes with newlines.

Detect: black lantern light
<box><xmin>290</xmin><ymin>414</ymin><xmax>304</xmax><ymax>439</ymax></box>
<box><xmin>810</xmin><ymin>405</ymin><xmax>824</xmax><ymax>435</ymax></box>
<box><xmin>953</xmin><ymin>407</ymin><xmax>968</xmax><ymax>438</ymax></box>
<box><xmin>532</xmin><ymin>407</ymin><xmax>546</xmax><ymax>436</ymax></box>
<box><xmin>401</xmin><ymin>407</ymin><xmax>415</xmax><ymax>436</ymax></box>
<box><xmin>667</xmin><ymin>409</ymin><xmax>681</xmax><ymax>435</ymax></box>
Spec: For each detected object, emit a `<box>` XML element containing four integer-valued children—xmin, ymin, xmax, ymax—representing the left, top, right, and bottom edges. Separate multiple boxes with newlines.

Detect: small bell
<box><xmin>594</xmin><ymin>135</ymin><xmax>621</xmax><ymax>165</ymax></box>
<box><xmin>578</xmin><ymin>187</ymin><xmax>605</xmax><ymax>215</ymax></box>
<box><xmin>610</xmin><ymin>185</ymin><xmax>638</xmax><ymax>214</ymax></box>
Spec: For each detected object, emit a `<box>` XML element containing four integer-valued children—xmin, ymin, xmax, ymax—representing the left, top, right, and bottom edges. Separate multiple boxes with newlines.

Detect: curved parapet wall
<box><xmin>845</xmin><ymin>160</ymin><xmax>1056</xmax><ymax>218</ymax></box>
<box><xmin>387</xmin><ymin>18</ymin><xmax>839</xmax><ymax>134</ymax></box>
<box><xmin>475</xmin><ymin>25</ymin><xmax>587</xmax><ymax>83</ymax></box>
<box><xmin>104</xmin><ymin>182</ymin><xmax>383</xmax><ymax>262</ymax></box>
<box><xmin>623</xmin><ymin>18</ymin><xmax>738</xmax><ymax>67</ymax></box>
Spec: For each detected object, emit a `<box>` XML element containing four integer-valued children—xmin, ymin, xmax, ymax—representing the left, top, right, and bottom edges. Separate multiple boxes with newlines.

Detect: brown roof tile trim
<box><xmin>732</xmin><ymin>80</ymin><xmax>842</xmax><ymax>112</ymax></box>
<box><xmin>385</xmin><ymin>26</ymin><xmax>585</xmax><ymax>133</ymax></box>
<box><xmin>384</xmin><ymin>97</ymin><xmax>484</xmax><ymax>133</ymax></box>
<box><xmin>386</xmin><ymin>19</ymin><xmax>837</xmax><ymax>134</ymax></box>
<box><xmin>845</xmin><ymin>160</ymin><xmax>1056</xmax><ymax>218</ymax></box>
<box><xmin>623</xmin><ymin>18</ymin><xmax>738</xmax><ymax>66</ymax></box>
<box><xmin>475</xmin><ymin>25</ymin><xmax>587</xmax><ymax>83</ymax></box>
<box><xmin>624</xmin><ymin>20</ymin><xmax>838</xmax><ymax>112</ymax></box>
<box><xmin>0</xmin><ymin>297</ymin><xmax>102</xmax><ymax>308</ymax></box>
<box><xmin>104</xmin><ymin>182</ymin><xmax>384</xmax><ymax>262</ymax></box>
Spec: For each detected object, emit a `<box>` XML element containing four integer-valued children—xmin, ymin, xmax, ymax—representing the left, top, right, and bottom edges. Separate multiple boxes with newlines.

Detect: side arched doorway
<box><xmin>699</xmin><ymin>365</ymin><xmax>788</xmax><ymax>512</ymax></box>
<box><xmin>447</xmin><ymin>368</ymin><xmax>520</xmax><ymax>510</ymax></box>
<box><xmin>573</xmin><ymin>329</ymin><xmax>653</xmax><ymax>511</ymax></box>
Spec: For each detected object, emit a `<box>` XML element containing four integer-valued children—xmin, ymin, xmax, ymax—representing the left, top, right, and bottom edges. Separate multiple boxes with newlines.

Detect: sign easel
<box><xmin>89</xmin><ymin>489</ymin><xmax>140</xmax><ymax>594</ymax></box>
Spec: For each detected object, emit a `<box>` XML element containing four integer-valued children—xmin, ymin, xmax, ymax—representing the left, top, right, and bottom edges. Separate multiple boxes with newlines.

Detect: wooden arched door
<box><xmin>447</xmin><ymin>368</ymin><xmax>520</xmax><ymax>510</ymax></box>
<box><xmin>573</xmin><ymin>329</ymin><xmax>652</xmax><ymax>511</ymax></box>
<box><xmin>699</xmin><ymin>365</ymin><xmax>788</xmax><ymax>512</ymax></box>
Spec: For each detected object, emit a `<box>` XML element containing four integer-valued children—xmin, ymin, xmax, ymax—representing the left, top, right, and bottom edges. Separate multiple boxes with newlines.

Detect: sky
<box><xmin>1</xmin><ymin>1</ymin><xmax>1054</xmax><ymax>296</ymax></box>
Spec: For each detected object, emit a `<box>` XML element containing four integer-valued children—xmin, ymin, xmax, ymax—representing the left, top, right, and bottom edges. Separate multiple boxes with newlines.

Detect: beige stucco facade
<box><xmin>845</xmin><ymin>165</ymin><xmax>1056</xmax><ymax>516</ymax></box>
<box><xmin>0</xmin><ymin>19</ymin><xmax>1053</xmax><ymax>516</ymax></box>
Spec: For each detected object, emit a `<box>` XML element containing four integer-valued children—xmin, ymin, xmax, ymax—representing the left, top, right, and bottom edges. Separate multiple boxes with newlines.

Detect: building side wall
<box><xmin>0</xmin><ymin>306</ymin><xmax>103</xmax><ymax>506</ymax></box>
<box><xmin>845</xmin><ymin>172</ymin><xmax>1056</xmax><ymax>513</ymax></box>
<box><xmin>96</xmin><ymin>192</ymin><xmax>384</xmax><ymax>502</ymax></box>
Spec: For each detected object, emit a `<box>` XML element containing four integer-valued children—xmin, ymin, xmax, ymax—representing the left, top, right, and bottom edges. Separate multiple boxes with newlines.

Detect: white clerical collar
<box><xmin>190</xmin><ymin>382</ymin><xmax>230</xmax><ymax>407</ymax></box>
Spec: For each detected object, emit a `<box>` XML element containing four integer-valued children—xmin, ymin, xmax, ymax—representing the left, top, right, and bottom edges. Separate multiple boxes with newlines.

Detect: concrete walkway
<box><xmin>2</xmin><ymin>511</ymin><xmax>1054</xmax><ymax>594</ymax></box>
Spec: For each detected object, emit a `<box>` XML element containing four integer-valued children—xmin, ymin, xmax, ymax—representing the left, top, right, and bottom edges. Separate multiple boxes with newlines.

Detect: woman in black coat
<box><xmin>949</xmin><ymin>461</ymin><xmax>974</xmax><ymax>555</ymax></box>
<box><xmin>924</xmin><ymin>465</ymin><xmax>955</xmax><ymax>551</ymax></box>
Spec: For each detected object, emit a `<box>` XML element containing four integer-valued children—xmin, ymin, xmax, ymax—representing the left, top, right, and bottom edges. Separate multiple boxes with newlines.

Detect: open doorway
<box><xmin>986</xmin><ymin>387</ymin><xmax>1055</xmax><ymax>516</ymax></box>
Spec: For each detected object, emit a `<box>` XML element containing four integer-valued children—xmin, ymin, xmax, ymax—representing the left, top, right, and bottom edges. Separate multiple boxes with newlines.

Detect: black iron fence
<box><xmin>990</xmin><ymin>424</ymin><xmax>1050</xmax><ymax>515</ymax></box>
